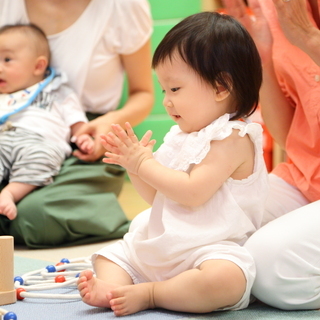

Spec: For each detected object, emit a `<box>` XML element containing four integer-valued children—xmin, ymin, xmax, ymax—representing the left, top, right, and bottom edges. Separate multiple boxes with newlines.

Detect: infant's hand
<box><xmin>102</xmin><ymin>122</ymin><xmax>154</xmax><ymax>174</ymax></box>
<box><xmin>100</xmin><ymin>133</ymin><xmax>120</xmax><ymax>155</ymax></box>
<box><xmin>75</xmin><ymin>134</ymin><xmax>94</xmax><ymax>154</ymax></box>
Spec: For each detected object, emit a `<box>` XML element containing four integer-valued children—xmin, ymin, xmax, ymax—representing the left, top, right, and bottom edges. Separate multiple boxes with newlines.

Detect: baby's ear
<box><xmin>214</xmin><ymin>72</ymin><xmax>232</xmax><ymax>101</ymax></box>
<box><xmin>34</xmin><ymin>56</ymin><xmax>48</xmax><ymax>76</ymax></box>
<box><xmin>215</xmin><ymin>84</ymin><xmax>231</xmax><ymax>101</ymax></box>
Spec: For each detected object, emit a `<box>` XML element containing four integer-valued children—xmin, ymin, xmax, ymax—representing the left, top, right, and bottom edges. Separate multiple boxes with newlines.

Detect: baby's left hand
<box><xmin>101</xmin><ymin>122</ymin><xmax>155</xmax><ymax>174</ymax></box>
<box><xmin>75</xmin><ymin>134</ymin><xmax>94</xmax><ymax>155</ymax></box>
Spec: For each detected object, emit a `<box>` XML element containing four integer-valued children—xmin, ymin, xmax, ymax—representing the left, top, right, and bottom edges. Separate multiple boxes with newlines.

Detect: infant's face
<box><xmin>0</xmin><ymin>32</ymin><xmax>40</xmax><ymax>93</ymax></box>
<box><xmin>155</xmin><ymin>55</ymin><xmax>226</xmax><ymax>134</ymax></box>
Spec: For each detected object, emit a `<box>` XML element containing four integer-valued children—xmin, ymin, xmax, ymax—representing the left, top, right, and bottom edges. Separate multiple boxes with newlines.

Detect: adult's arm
<box><xmin>223</xmin><ymin>0</ymin><xmax>294</xmax><ymax>149</ymax></box>
<box><xmin>73</xmin><ymin>40</ymin><xmax>154</xmax><ymax>161</ymax></box>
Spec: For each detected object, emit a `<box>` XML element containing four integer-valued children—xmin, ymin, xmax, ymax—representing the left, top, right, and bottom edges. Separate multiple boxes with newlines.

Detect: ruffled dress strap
<box><xmin>155</xmin><ymin>113</ymin><xmax>263</xmax><ymax>172</ymax></box>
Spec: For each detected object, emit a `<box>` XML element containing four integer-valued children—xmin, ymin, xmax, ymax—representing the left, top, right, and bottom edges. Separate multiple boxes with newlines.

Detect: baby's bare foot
<box><xmin>108</xmin><ymin>283</ymin><xmax>155</xmax><ymax>316</ymax></box>
<box><xmin>0</xmin><ymin>193</ymin><xmax>17</xmax><ymax>220</ymax></box>
<box><xmin>77</xmin><ymin>270</ymin><xmax>120</xmax><ymax>308</ymax></box>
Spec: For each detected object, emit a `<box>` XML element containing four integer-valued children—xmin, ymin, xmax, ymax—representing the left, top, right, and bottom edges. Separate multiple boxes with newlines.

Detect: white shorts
<box><xmin>93</xmin><ymin>238</ymin><xmax>256</xmax><ymax>311</ymax></box>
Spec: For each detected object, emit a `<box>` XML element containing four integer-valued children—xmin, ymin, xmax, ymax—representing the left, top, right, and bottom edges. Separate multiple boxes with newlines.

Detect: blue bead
<box><xmin>4</xmin><ymin>311</ymin><xmax>17</xmax><ymax>320</ymax></box>
<box><xmin>13</xmin><ymin>276</ymin><xmax>24</xmax><ymax>285</ymax></box>
<box><xmin>46</xmin><ymin>265</ymin><xmax>56</xmax><ymax>272</ymax></box>
<box><xmin>75</xmin><ymin>273</ymin><xmax>80</xmax><ymax>278</ymax></box>
<box><xmin>60</xmin><ymin>258</ymin><xmax>70</xmax><ymax>264</ymax></box>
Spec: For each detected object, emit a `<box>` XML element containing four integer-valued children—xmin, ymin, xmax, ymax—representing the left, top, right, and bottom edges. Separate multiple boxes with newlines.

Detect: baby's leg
<box><xmin>108</xmin><ymin>259</ymin><xmax>246</xmax><ymax>316</ymax></box>
<box><xmin>0</xmin><ymin>182</ymin><xmax>36</xmax><ymax>220</ymax></box>
<box><xmin>77</xmin><ymin>255</ymin><xmax>133</xmax><ymax>308</ymax></box>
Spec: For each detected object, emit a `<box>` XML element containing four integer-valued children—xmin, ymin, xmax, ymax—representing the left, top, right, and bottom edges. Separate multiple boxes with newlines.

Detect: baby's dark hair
<box><xmin>0</xmin><ymin>23</ymin><xmax>51</xmax><ymax>64</ymax></box>
<box><xmin>152</xmin><ymin>12</ymin><xmax>262</xmax><ymax>120</ymax></box>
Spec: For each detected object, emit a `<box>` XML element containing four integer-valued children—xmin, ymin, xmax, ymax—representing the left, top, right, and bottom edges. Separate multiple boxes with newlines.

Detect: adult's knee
<box><xmin>245</xmin><ymin>225</ymin><xmax>285</xmax><ymax>308</ymax></box>
<box><xmin>245</xmin><ymin>213</ymin><xmax>320</xmax><ymax>310</ymax></box>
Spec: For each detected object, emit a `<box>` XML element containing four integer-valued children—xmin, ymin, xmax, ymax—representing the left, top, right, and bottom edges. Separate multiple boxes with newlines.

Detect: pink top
<box><xmin>259</xmin><ymin>0</ymin><xmax>320</xmax><ymax>202</ymax></box>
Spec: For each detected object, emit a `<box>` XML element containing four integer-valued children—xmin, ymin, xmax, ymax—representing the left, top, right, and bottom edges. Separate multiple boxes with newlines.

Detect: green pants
<box><xmin>0</xmin><ymin>156</ymin><xmax>130</xmax><ymax>248</ymax></box>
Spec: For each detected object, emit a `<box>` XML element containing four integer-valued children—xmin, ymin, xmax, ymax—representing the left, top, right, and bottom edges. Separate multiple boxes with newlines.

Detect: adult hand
<box><xmin>222</xmin><ymin>0</ymin><xmax>273</xmax><ymax>65</ymax></box>
<box><xmin>102</xmin><ymin>122</ymin><xmax>155</xmax><ymax>175</ymax></box>
<box><xmin>273</xmin><ymin>0</ymin><xmax>320</xmax><ymax>66</ymax></box>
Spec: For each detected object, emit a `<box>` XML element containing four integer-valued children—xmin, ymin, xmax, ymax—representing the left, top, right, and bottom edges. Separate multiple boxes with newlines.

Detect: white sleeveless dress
<box><xmin>93</xmin><ymin>113</ymin><xmax>269</xmax><ymax>310</ymax></box>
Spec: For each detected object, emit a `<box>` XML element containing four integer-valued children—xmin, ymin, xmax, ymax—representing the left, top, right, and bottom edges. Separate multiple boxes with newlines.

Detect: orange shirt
<box><xmin>259</xmin><ymin>0</ymin><xmax>320</xmax><ymax>202</ymax></box>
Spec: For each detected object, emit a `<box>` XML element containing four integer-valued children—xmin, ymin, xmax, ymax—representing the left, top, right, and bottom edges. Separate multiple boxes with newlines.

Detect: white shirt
<box><xmin>0</xmin><ymin>73</ymin><xmax>87</xmax><ymax>155</ymax></box>
<box><xmin>0</xmin><ymin>0</ymin><xmax>152</xmax><ymax>113</ymax></box>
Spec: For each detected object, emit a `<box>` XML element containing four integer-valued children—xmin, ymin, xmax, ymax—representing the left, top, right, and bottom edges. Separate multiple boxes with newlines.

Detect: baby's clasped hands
<box><xmin>101</xmin><ymin>122</ymin><xmax>155</xmax><ymax>175</ymax></box>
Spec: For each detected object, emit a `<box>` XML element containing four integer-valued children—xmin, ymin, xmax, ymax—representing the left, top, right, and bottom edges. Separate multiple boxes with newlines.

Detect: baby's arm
<box><xmin>126</xmin><ymin>173</ymin><xmax>156</xmax><ymax>206</ymax></box>
<box><xmin>70</xmin><ymin>122</ymin><xmax>94</xmax><ymax>155</ymax></box>
<box><xmin>104</xmin><ymin>123</ymin><xmax>254</xmax><ymax>207</ymax></box>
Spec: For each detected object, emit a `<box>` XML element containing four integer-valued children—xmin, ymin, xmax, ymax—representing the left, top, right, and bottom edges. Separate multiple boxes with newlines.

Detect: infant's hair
<box><xmin>152</xmin><ymin>12</ymin><xmax>262</xmax><ymax>120</ymax></box>
<box><xmin>0</xmin><ymin>23</ymin><xmax>51</xmax><ymax>64</ymax></box>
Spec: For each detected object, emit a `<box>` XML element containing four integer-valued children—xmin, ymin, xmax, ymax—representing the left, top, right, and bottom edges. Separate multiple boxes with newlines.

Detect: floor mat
<box><xmin>3</xmin><ymin>256</ymin><xmax>319</xmax><ymax>320</ymax></box>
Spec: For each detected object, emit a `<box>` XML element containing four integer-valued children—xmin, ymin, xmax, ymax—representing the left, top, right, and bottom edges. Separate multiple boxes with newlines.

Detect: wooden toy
<box><xmin>0</xmin><ymin>236</ymin><xmax>16</xmax><ymax>305</ymax></box>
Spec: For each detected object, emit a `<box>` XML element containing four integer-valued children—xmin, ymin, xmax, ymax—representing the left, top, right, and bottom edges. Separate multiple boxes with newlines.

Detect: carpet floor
<box><xmin>1</xmin><ymin>256</ymin><xmax>319</xmax><ymax>320</ymax></box>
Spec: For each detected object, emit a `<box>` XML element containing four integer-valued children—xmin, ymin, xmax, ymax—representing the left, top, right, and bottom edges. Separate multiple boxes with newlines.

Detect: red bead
<box><xmin>16</xmin><ymin>288</ymin><xmax>26</xmax><ymax>300</ymax></box>
<box><xmin>55</xmin><ymin>275</ymin><xmax>66</xmax><ymax>283</ymax></box>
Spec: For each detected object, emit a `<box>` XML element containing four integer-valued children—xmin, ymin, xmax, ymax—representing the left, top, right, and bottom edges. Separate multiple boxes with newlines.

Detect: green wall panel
<box><xmin>152</xmin><ymin>71</ymin><xmax>164</xmax><ymax>115</ymax></box>
<box><xmin>151</xmin><ymin>20</ymin><xmax>181</xmax><ymax>53</ymax></box>
<box><xmin>118</xmin><ymin>73</ymin><xmax>165</xmax><ymax>116</ymax></box>
<box><xmin>148</xmin><ymin>0</ymin><xmax>201</xmax><ymax>20</ymax></box>
<box><xmin>134</xmin><ymin>115</ymin><xmax>175</xmax><ymax>151</ymax></box>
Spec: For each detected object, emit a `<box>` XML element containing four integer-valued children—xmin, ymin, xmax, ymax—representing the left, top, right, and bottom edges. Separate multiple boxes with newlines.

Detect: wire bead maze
<box><xmin>1</xmin><ymin>256</ymin><xmax>93</xmax><ymax>320</ymax></box>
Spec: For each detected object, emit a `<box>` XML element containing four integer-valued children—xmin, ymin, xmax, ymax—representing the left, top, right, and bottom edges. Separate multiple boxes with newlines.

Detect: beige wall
<box><xmin>202</xmin><ymin>0</ymin><xmax>222</xmax><ymax>11</ymax></box>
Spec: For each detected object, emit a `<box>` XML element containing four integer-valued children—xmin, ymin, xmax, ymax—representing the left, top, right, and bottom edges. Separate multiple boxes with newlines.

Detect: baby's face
<box><xmin>155</xmin><ymin>55</ymin><xmax>226</xmax><ymax>133</ymax></box>
<box><xmin>0</xmin><ymin>32</ymin><xmax>40</xmax><ymax>93</ymax></box>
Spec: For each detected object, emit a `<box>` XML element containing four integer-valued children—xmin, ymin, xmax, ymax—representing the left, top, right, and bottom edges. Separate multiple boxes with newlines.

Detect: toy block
<box><xmin>0</xmin><ymin>236</ymin><xmax>16</xmax><ymax>306</ymax></box>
